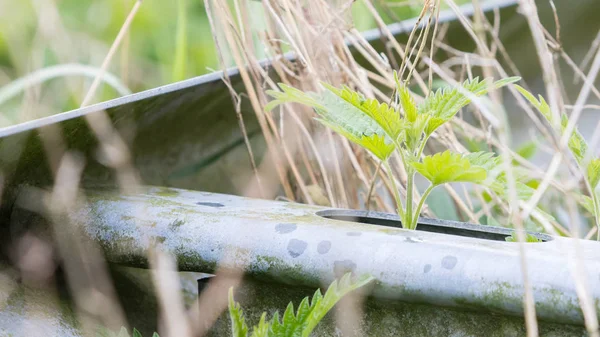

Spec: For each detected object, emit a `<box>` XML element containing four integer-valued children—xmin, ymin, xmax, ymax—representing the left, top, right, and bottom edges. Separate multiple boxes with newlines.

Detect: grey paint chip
<box><xmin>317</xmin><ymin>240</ymin><xmax>332</xmax><ymax>254</ymax></box>
<box><xmin>287</xmin><ymin>239</ymin><xmax>308</xmax><ymax>258</ymax></box>
<box><xmin>275</xmin><ymin>223</ymin><xmax>297</xmax><ymax>234</ymax></box>
<box><xmin>441</xmin><ymin>256</ymin><xmax>458</xmax><ymax>270</ymax></box>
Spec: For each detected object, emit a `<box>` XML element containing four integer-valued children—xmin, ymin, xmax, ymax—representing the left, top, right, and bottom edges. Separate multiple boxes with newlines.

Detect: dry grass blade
<box><xmin>80</xmin><ymin>0</ymin><xmax>142</xmax><ymax>108</ymax></box>
<box><xmin>150</xmin><ymin>249</ymin><xmax>193</xmax><ymax>337</ymax></box>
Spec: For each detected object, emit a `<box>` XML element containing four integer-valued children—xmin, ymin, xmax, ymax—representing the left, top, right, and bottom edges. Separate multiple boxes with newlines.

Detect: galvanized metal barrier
<box><xmin>7</xmin><ymin>186</ymin><xmax>598</xmax><ymax>336</ymax></box>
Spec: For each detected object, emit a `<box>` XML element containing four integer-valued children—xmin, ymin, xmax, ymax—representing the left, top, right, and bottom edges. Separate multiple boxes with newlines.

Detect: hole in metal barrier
<box><xmin>316</xmin><ymin>209</ymin><xmax>552</xmax><ymax>242</ymax></box>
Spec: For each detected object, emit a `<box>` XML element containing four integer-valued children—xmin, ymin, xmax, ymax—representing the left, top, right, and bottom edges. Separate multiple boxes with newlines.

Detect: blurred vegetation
<box><xmin>0</xmin><ymin>0</ymin><xmax>464</xmax><ymax>121</ymax></box>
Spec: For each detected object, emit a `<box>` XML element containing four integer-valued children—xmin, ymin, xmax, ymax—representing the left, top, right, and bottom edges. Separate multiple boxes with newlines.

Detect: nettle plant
<box><xmin>515</xmin><ymin>85</ymin><xmax>600</xmax><ymax>238</ymax></box>
<box><xmin>266</xmin><ymin>73</ymin><xmax>525</xmax><ymax>230</ymax></box>
<box><xmin>228</xmin><ymin>273</ymin><xmax>374</xmax><ymax>337</ymax></box>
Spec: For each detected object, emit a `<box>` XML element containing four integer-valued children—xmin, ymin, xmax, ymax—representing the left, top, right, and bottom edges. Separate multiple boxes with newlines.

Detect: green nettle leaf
<box><xmin>228</xmin><ymin>273</ymin><xmax>374</xmax><ymax>337</ymax></box>
<box><xmin>514</xmin><ymin>85</ymin><xmax>552</xmax><ymax>121</ymax></box>
<box><xmin>394</xmin><ymin>72</ymin><xmax>417</xmax><ymax>123</ymax></box>
<box><xmin>588</xmin><ymin>158</ymin><xmax>600</xmax><ymax>189</ymax></box>
<box><xmin>505</xmin><ymin>230</ymin><xmax>543</xmax><ymax>243</ymax></box>
<box><xmin>249</xmin><ymin>313</ymin><xmax>270</xmax><ymax>337</ymax></box>
<box><xmin>488</xmin><ymin>179</ymin><xmax>535</xmax><ymax>201</ymax></box>
<box><xmin>580</xmin><ymin>194</ymin><xmax>596</xmax><ymax>215</ymax></box>
<box><xmin>558</xmin><ymin>114</ymin><xmax>589</xmax><ymax>164</ymax></box>
<box><xmin>418</xmin><ymin>77</ymin><xmax>520</xmax><ymax>135</ymax></box>
<box><xmin>229</xmin><ymin>288</ymin><xmax>250</xmax><ymax>337</ymax></box>
<box><xmin>515</xmin><ymin>85</ymin><xmax>589</xmax><ymax>165</ymax></box>
<box><xmin>265</xmin><ymin>83</ymin><xmax>324</xmax><ymax>112</ymax></box>
<box><xmin>318</xmin><ymin>119</ymin><xmax>395</xmax><ymax>160</ymax></box>
<box><xmin>463</xmin><ymin>151</ymin><xmax>500</xmax><ymax>172</ymax></box>
<box><xmin>322</xmin><ymin>83</ymin><xmax>405</xmax><ymax>140</ymax></box>
<box><xmin>132</xmin><ymin>329</ymin><xmax>143</xmax><ymax>337</ymax></box>
<box><xmin>411</xmin><ymin>151</ymin><xmax>487</xmax><ymax>186</ymax></box>
<box><xmin>516</xmin><ymin>141</ymin><xmax>538</xmax><ymax>160</ymax></box>
<box><xmin>423</xmin><ymin>116</ymin><xmax>446</xmax><ymax>136</ymax></box>
<box><xmin>266</xmin><ymin>83</ymin><xmax>400</xmax><ymax>160</ymax></box>
<box><xmin>405</xmin><ymin>114</ymin><xmax>430</xmax><ymax>150</ymax></box>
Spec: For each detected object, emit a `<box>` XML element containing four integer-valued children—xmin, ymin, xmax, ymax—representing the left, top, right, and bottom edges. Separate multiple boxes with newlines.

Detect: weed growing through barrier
<box><xmin>266</xmin><ymin>74</ymin><xmax>527</xmax><ymax>230</ymax></box>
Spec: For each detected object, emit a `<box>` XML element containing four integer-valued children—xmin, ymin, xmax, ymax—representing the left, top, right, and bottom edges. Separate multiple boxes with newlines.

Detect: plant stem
<box><xmin>416</xmin><ymin>134</ymin><xmax>431</xmax><ymax>160</ymax></box>
<box><xmin>411</xmin><ymin>184</ymin><xmax>437</xmax><ymax>229</ymax></box>
<box><xmin>405</xmin><ymin>169</ymin><xmax>415</xmax><ymax>229</ymax></box>
<box><xmin>592</xmin><ymin>192</ymin><xmax>600</xmax><ymax>241</ymax></box>
<box><xmin>384</xmin><ymin>160</ymin><xmax>405</xmax><ymax>220</ymax></box>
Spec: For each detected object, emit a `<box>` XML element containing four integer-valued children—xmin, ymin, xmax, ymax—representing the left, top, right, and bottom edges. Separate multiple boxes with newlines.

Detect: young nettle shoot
<box><xmin>266</xmin><ymin>73</ymin><xmax>524</xmax><ymax>230</ymax></box>
<box><xmin>228</xmin><ymin>273</ymin><xmax>374</xmax><ymax>337</ymax></box>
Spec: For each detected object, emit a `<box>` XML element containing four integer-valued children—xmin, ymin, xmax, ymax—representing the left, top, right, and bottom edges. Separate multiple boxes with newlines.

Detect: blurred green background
<box><xmin>0</xmin><ymin>0</ymin><xmax>458</xmax><ymax>125</ymax></box>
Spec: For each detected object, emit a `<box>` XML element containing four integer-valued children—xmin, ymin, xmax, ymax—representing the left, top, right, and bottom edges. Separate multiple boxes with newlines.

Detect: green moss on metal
<box><xmin>175</xmin><ymin>249</ymin><xmax>218</xmax><ymax>273</ymax></box>
<box><xmin>252</xmin><ymin>255</ymin><xmax>319</xmax><ymax>286</ymax></box>
<box><xmin>453</xmin><ymin>281</ymin><xmax>523</xmax><ymax>314</ymax></box>
<box><xmin>151</xmin><ymin>188</ymin><xmax>180</xmax><ymax>197</ymax></box>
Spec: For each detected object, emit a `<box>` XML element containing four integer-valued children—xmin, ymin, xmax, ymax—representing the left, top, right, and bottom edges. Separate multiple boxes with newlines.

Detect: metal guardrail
<box><xmin>9</xmin><ymin>186</ymin><xmax>597</xmax><ymax>336</ymax></box>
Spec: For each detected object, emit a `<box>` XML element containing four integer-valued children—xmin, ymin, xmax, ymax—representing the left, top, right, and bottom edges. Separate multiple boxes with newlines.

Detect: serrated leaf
<box><xmin>419</xmin><ymin>77</ymin><xmax>520</xmax><ymax>135</ymax></box>
<box><xmin>152</xmin><ymin>333</ymin><xmax>160</xmax><ymax>337</ymax></box>
<box><xmin>132</xmin><ymin>329</ymin><xmax>142</xmax><ymax>337</ymax></box>
<box><xmin>394</xmin><ymin>71</ymin><xmax>417</xmax><ymax>122</ymax></box>
<box><xmin>321</xmin><ymin>83</ymin><xmax>405</xmax><ymax>140</ymax></box>
<box><xmin>228</xmin><ymin>288</ymin><xmax>249</xmax><ymax>337</ymax></box>
<box><xmin>405</xmin><ymin>114</ymin><xmax>430</xmax><ymax>150</ymax></box>
<box><xmin>318</xmin><ymin>119</ymin><xmax>395</xmax><ymax>160</ymax></box>
<box><xmin>411</xmin><ymin>151</ymin><xmax>487</xmax><ymax>186</ymax></box>
<box><xmin>299</xmin><ymin>273</ymin><xmax>374</xmax><ymax>337</ymax></box>
<box><xmin>587</xmin><ymin>159</ymin><xmax>600</xmax><ymax>189</ymax></box>
<box><xmin>424</xmin><ymin>116</ymin><xmax>447</xmax><ymax>136</ymax></box>
<box><xmin>266</xmin><ymin>83</ymin><xmax>402</xmax><ymax>160</ymax></box>
<box><xmin>516</xmin><ymin>86</ymin><xmax>591</xmax><ymax>167</ymax></box>
<box><xmin>249</xmin><ymin>313</ymin><xmax>270</xmax><ymax>337</ymax></box>
<box><xmin>463</xmin><ymin>151</ymin><xmax>500</xmax><ymax>172</ymax></box>
<box><xmin>229</xmin><ymin>273</ymin><xmax>373</xmax><ymax>337</ymax></box>
<box><xmin>488</xmin><ymin>179</ymin><xmax>535</xmax><ymax>200</ymax></box>
<box><xmin>559</xmin><ymin>114</ymin><xmax>588</xmax><ymax>164</ymax></box>
<box><xmin>264</xmin><ymin>83</ymin><xmax>323</xmax><ymax>112</ymax></box>
<box><xmin>580</xmin><ymin>195</ymin><xmax>596</xmax><ymax>215</ymax></box>
<box><xmin>514</xmin><ymin>85</ymin><xmax>552</xmax><ymax>122</ymax></box>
